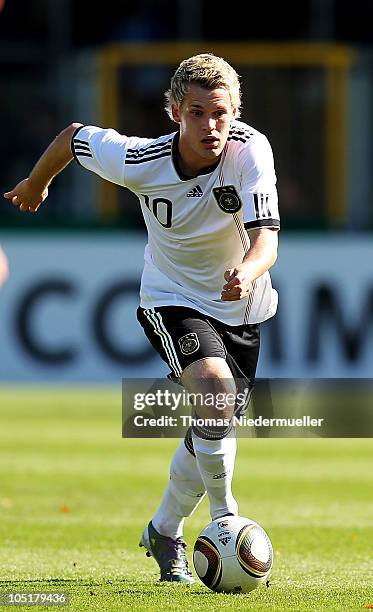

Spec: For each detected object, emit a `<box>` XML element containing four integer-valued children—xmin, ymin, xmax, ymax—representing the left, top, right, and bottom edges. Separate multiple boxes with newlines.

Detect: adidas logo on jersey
<box><xmin>186</xmin><ymin>185</ymin><xmax>203</xmax><ymax>197</ymax></box>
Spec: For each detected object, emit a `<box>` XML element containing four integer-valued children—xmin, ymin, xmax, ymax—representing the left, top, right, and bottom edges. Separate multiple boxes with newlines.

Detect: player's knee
<box><xmin>182</xmin><ymin>356</ymin><xmax>232</xmax><ymax>383</ymax></box>
<box><xmin>182</xmin><ymin>356</ymin><xmax>236</xmax><ymax>407</ymax></box>
<box><xmin>181</xmin><ymin>357</ymin><xmax>237</xmax><ymax>438</ymax></box>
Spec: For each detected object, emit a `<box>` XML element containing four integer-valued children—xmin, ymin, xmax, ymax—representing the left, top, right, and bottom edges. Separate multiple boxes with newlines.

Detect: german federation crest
<box><xmin>213</xmin><ymin>185</ymin><xmax>242</xmax><ymax>214</ymax></box>
<box><xmin>178</xmin><ymin>333</ymin><xmax>200</xmax><ymax>355</ymax></box>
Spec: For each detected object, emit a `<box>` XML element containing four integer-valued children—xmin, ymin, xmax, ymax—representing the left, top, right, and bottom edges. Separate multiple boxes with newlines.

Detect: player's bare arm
<box><xmin>3</xmin><ymin>122</ymin><xmax>82</xmax><ymax>213</ymax></box>
<box><xmin>221</xmin><ymin>228</ymin><xmax>278</xmax><ymax>301</ymax></box>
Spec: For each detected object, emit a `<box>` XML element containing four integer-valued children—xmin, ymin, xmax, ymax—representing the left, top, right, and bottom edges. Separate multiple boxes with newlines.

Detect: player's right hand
<box><xmin>3</xmin><ymin>178</ymin><xmax>48</xmax><ymax>213</ymax></box>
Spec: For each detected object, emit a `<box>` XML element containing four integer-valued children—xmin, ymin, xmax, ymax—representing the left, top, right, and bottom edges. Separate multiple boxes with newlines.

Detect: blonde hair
<box><xmin>165</xmin><ymin>53</ymin><xmax>241</xmax><ymax>120</ymax></box>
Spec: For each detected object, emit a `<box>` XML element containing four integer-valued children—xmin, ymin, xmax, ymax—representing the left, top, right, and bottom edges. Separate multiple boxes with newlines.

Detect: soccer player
<box><xmin>4</xmin><ymin>54</ymin><xmax>279</xmax><ymax>584</ymax></box>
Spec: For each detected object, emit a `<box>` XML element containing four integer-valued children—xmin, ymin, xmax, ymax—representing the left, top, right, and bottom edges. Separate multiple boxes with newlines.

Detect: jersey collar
<box><xmin>171</xmin><ymin>132</ymin><xmax>221</xmax><ymax>181</ymax></box>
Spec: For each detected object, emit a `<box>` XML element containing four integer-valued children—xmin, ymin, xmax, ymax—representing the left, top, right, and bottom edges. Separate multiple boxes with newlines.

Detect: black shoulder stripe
<box><xmin>229</xmin><ymin>128</ymin><xmax>254</xmax><ymax>142</ymax></box>
<box><xmin>71</xmin><ymin>125</ymin><xmax>88</xmax><ymax>166</ymax></box>
<box><xmin>75</xmin><ymin>145</ymin><xmax>91</xmax><ymax>155</ymax></box>
<box><xmin>127</xmin><ymin>137</ymin><xmax>173</xmax><ymax>155</ymax></box>
<box><xmin>74</xmin><ymin>138</ymin><xmax>89</xmax><ymax>146</ymax></box>
<box><xmin>75</xmin><ymin>152</ymin><xmax>93</xmax><ymax>158</ymax></box>
<box><xmin>126</xmin><ymin>143</ymin><xmax>172</xmax><ymax>159</ymax></box>
<box><xmin>244</xmin><ymin>219</ymin><xmax>280</xmax><ymax>230</ymax></box>
<box><xmin>230</xmin><ymin>128</ymin><xmax>253</xmax><ymax>136</ymax></box>
<box><xmin>228</xmin><ymin>135</ymin><xmax>248</xmax><ymax>143</ymax></box>
<box><xmin>75</xmin><ymin>147</ymin><xmax>91</xmax><ymax>154</ymax></box>
<box><xmin>126</xmin><ymin>150</ymin><xmax>172</xmax><ymax>164</ymax></box>
<box><xmin>231</xmin><ymin>133</ymin><xmax>253</xmax><ymax>141</ymax></box>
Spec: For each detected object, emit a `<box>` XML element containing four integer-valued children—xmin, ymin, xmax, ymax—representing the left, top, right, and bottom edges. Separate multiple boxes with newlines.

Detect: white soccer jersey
<box><xmin>71</xmin><ymin>120</ymin><xmax>280</xmax><ymax>325</ymax></box>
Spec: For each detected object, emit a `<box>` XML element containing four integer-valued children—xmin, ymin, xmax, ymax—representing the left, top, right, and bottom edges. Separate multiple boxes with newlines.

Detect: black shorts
<box><xmin>137</xmin><ymin>305</ymin><xmax>260</xmax><ymax>384</ymax></box>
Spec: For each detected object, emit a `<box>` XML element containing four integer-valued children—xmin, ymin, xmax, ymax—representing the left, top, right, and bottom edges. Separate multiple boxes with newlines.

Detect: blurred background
<box><xmin>1</xmin><ymin>0</ymin><xmax>372</xmax><ymax>382</ymax></box>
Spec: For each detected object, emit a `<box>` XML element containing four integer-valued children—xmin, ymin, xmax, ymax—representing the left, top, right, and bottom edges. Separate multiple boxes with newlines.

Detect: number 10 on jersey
<box><xmin>142</xmin><ymin>194</ymin><xmax>173</xmax><ymax>228</ymax></box>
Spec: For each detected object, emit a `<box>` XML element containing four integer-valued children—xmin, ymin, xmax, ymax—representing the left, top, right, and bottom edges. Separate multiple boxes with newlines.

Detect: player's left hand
<box><xmin>221</xmin><ymin>265</ymin><xmax>253</xmax><ymax>301</ymax></box>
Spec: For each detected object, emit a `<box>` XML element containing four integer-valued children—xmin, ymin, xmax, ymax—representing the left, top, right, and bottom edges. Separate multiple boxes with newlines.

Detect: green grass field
<box><xmin>0</xmin><ymin>388</ymin><xmax>372</xmax><ymax>611</ymax></box>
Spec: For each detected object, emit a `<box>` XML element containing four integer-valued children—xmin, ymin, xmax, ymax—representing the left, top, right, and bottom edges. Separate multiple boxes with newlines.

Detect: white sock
<box><xmin>192</xmin><ymin>432</ymin><xmax>238</xmax><ymax>520</ymax></box>
<box><xmin>152</xmin><ymin>440</ymin><xmax>206</xmax><ymax>539</ymax></box>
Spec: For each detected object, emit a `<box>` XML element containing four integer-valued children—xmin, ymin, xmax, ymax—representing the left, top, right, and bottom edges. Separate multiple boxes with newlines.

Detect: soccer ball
<box><xmin>193</xmin><ymin>515</ymin><xmax>273</xmax><ymax>593</ymax></box>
